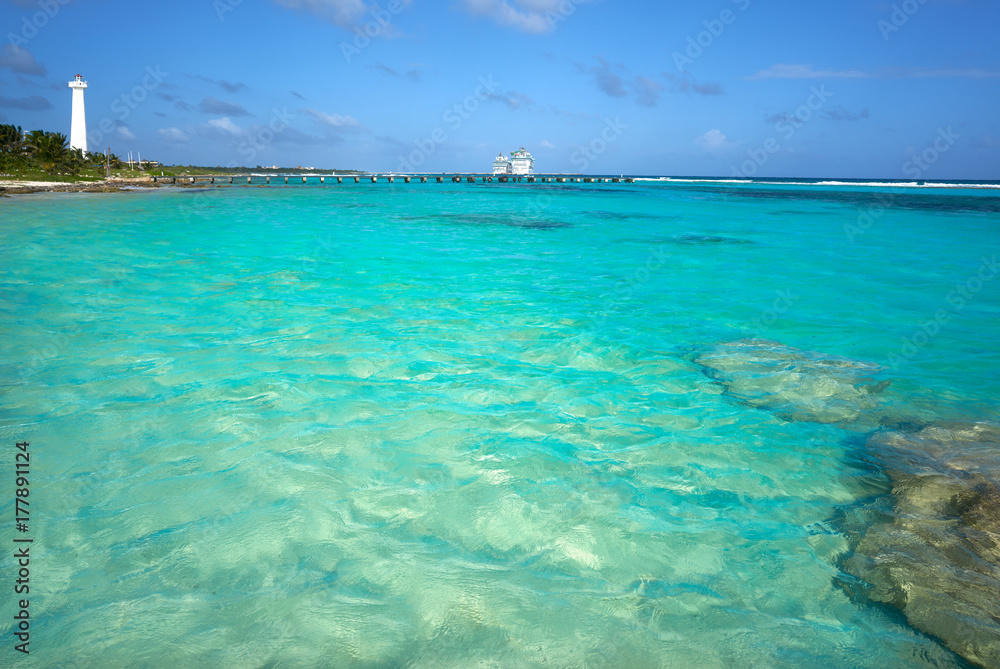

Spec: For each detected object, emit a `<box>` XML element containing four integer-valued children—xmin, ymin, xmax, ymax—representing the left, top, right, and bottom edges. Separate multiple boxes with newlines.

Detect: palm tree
<box><xmin>0</xmin><ymin>124</ymin><xmax>24</xmax><ymax>153</ymax></box>
<box><xmin>66</xmin><ymin>147</ymin><xmax>89</xmax><ymax>173</ymax></box>
<box><xmin>25</xmin><ymin>129</ymin><xmax>47</xmax><ymax>154</ymax></box>
<box><xmin>30</xmin><ymin>132</ymin><xmax>70</xmax><ymax>174</ymax></box>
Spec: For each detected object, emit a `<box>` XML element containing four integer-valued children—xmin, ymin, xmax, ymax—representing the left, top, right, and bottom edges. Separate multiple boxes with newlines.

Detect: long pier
<box><xmin>149</xmin><ymin>174</ymin><xmax>636</xmax><ymax>186</ymax></box>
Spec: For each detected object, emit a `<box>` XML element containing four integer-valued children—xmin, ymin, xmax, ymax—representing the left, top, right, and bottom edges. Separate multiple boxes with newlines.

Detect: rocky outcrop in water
<box><xmin>696</xmin><ymin>339</ymin><xmax>1000</xmax><ymax>666</ymax></box>
<box><xmin>840</xmin><ymin>423</ymin><xmax>1000</xmax><ymax>669</ymax></box>
<box><xmin>695</xmin><ymin>339</ymin><xmax>890</xmax><ymax>425</ymax></box>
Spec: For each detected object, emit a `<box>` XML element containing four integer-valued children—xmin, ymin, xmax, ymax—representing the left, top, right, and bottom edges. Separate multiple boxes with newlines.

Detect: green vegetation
<box><xmin>153</xmin><ymin>165</ymin><xmax>365</xmax><ymax>177</ymax></box>
<box><xmin>154</xmin><ymin>165</ymin><xmax>267</xmax><ymax>177</ymax></box>
<box><xmin>2</xmin><ymin>123</ymin><xmax>363</xmax><ymax>181</ymax></box>
<box><xmin>0</xmin><ymin>123</ymin><xmax>118</xmax><ymax>181</ymax></box>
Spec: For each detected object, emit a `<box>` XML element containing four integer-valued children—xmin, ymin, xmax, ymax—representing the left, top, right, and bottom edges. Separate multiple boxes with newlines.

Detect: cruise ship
<box><xmin>492</xmin><ymin>148</ymin><xmax>534</xmax><ymax>175</ymax></box>
<box><xmin>492</xmin><ymin>152</ymin><xmax>512</xmax><ymax>175</ymax></box>
<box><xmin>510</xmin><ymin>148</ymin><xmax>534</xmax><ymax>175</ymax></box>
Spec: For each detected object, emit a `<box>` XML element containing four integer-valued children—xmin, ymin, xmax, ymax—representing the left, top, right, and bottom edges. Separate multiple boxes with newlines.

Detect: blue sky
<box><xmin>1</xmin><ymin>0</ymin><xmax>998</xmax><ymax>177</ymax></box>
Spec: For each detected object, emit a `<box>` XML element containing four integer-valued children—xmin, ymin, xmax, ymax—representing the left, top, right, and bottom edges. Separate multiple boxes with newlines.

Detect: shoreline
<box><xmin>4</xmin><ymin>174</ymin><xmax>999</xmax><ymax>198</ymax></box>
<box><xmin>0</xmin><ymin>176</ymin><xmax>162</xmax><ymax>197</ymax></box>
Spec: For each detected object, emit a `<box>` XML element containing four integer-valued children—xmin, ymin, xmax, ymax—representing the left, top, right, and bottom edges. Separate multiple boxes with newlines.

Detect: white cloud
<box><xmin>663</xmin><ymin>73</ymin><xmax>724</xmax><ymax>97</ymax></box>
<box><xmin>749</xmin><ymin>64</ymin><xmax>870</xmax><ymax>80</ymax></box>
<box><xmin>302</xmin><ymin>107</ymin><xmax>360</xmax><ymax>128</ymax></box>
<box><xmin>905</xmin><ymin>67</ymin><xmax>1000</xmax><ymax>79</ymax></box>
<box><xmin>272</xmin><ymin>0</ymin><xmax>368</xmax><ymax>27</ymax></box>
<box><xmin>158</xmin><ymin>127</ymin><xmax>189</xmax><ymax>143</ymax></box>
<box><xmin>458</xmin><ymin>0</ymin><xmax>592</xmax><ymax>34</ymax></box>
<box><xmin>483</xmin><ymin>89</ymin><xmax>534</xmax><ymax>110</ymax></box>
<box><xmin>116</xmin><ymin>125</ymin><xmax>136</xmax><ymax>140</ymax></box>
<box><xmin>273</xmin><ymin>0</ymin><xmax>410</xmax><ymax>29</ymax></box>
<box><xmin>540</xmin><ymin>140</ymin><xmax>556</xmax><ymax>149</ymax></box>
<box><xmin>208</xmin><ymin>117</ymin><xmax>241</xmax><ymax>135</ymax></box>
<box><xmin>696</xmin><ymin>129</ymin><xmax>735</xmax><ymax>154</ymax></box>
<box><xmin>747</xmin><ymin>64</ymin><xmax>1000</xmax><ymax>81</ymax></box>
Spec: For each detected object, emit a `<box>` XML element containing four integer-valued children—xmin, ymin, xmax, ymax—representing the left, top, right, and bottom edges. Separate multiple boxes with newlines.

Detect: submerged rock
<box><xmin>697</xmin><ymin>339</ymin><xmax>1000</xmax><ymax>664</ymax></box>
<box><xmin>695</xmin><ymin>339</ymin><xmax>889</xmax><ymax>424</ymax></box>
<box><xmin>401</xmin><ymin>213</ymin><xmax>571</xmax><ymax>230</ymax></box>
<box><xmin>671</xmin><ymin>234</ymin><xmax>754</xmax><ymax>245</ymax></box>
<box><xmin>840</xmin><ymin>423</ymin><xmax>1000</xmax><ymax>669</ymax></box>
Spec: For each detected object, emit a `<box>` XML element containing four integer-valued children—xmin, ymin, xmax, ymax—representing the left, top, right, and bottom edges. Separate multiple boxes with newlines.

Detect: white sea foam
<box><xmin>813</xmin><ymin>181</ymin><xmax>919</xmax><ymax>188</ymax></box>
<box><xmin>631</xmin><ymin>177</ymin><xmax>1000</xmax><ymax>190</ymax></box>
<box><xmin>919</xmin><ymin>182</ymin><xmax>1000</xmax><ymax>189</ymax></box>
<box><xmin>808</xmin><ymin>180</ymin><xmax>1000</xmax><ymax>189</ymax></box>
<box><xmin>658</xmin><ymin>178</ymin><xmax>753</xmax><ymax>184</ymax></box>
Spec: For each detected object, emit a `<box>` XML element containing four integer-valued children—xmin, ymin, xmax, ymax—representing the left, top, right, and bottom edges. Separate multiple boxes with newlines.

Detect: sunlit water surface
<box><xmin>1</xmin><ymin>181</ymin><xmax>998</xmax><ymax>667</ymax></box>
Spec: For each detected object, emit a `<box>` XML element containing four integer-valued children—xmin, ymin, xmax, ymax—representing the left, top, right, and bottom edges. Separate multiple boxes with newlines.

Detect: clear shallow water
<box><xmin>1</xmin><ymin>181</ymin><xmax>998</xmax><ymax>667</ymax></box>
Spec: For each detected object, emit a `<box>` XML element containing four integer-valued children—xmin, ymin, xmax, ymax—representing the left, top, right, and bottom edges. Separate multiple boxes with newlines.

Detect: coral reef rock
<box><xmin>841</xmin><ymin>423</ymin><xmax>1000</xmax><ymax>669</ymax></box>
<box><xmin>696</xmin><ymin>339</ymin><xmax>888</xmax><ymax>424</ymax></box>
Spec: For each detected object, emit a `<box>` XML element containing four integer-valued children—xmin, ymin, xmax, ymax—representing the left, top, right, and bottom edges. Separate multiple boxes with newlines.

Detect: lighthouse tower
<box><xmin>68</xmin><ymin>74</ymin><xmax>88</xmax><ymax>154</ymax></box>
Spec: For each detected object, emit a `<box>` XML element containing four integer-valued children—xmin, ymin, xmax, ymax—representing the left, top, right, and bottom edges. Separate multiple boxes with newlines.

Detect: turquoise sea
<box><xmin>2</xmin><ymin>180</ymin><xmax>999</xmax><ymax>668</ymax></box>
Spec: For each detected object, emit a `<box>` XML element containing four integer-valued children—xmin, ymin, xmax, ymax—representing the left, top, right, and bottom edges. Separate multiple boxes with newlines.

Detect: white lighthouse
<box><xmin>68</xmin><ymin>74</ymin><xmax>88</xmax><ymax>154</ymax></box>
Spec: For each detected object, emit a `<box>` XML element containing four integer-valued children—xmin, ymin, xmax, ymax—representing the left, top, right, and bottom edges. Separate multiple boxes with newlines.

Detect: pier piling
<box><xmin>149</xmin><ymin>173</ymin><xmax>635</xmax><ymax>189</ymax></box>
